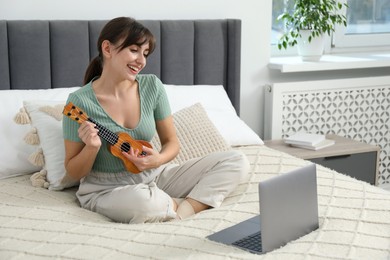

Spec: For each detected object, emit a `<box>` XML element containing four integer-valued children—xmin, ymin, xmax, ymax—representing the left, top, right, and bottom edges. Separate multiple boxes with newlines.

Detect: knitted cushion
<box><xmin>151</xmin><ymin>103</ymin><xmax>230</xmax><ymax>164</ymax></box>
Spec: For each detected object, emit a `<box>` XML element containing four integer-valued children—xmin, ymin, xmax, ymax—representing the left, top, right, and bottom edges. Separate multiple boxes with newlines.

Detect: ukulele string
<box><xmin>69</xmin><ymin>109</ymin><xmax>146</xmax><ymax>155</ymax></box>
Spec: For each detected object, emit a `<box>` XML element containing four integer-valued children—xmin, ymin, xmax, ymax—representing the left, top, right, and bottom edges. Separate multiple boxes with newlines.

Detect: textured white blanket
<box><xmin>1</xmin><ymin>145</ymin><xmax>390</xmax><ymax>259</ymax></box>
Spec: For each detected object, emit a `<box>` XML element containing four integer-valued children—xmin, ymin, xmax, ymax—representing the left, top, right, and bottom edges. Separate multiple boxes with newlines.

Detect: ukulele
<box><xmin>63</xmin><ymin>102</ymin><xmax>152</xmax><ymax>174</ymax></box>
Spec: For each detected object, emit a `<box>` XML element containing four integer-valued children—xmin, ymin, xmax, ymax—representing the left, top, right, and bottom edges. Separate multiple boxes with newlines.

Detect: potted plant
<box><xmin>277</xmin><ymin>0</ymin><xmax>348</xmax><ymax>61</ymax></box>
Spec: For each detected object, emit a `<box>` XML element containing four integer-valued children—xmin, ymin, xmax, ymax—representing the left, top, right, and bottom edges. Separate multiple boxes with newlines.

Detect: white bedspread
<box><xmin>1</xmin><ymin>145</ymin><xmax>390</xmax><ymax>259</ymax></box>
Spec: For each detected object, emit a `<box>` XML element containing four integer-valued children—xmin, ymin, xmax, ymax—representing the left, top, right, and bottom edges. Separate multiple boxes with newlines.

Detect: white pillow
<box><xmin>23</xmin><ymin>100</ymin><xmax>78</xmax><ymax>190</ymax></box>
<box><xmin>164</xmin><ymin>84</ymin><xmax>264</xmax><ymax>146</ymax></box>
<box><xmin>0</xmin><ymin>87</ymin><xmax>80</xmax><ymax>180</ymax></box>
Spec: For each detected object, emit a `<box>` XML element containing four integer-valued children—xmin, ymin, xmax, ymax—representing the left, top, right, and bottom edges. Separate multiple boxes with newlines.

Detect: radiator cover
<box><xmin>264</xmin><ymin>76</ymin><xmax>390</xmax><ymax>185</ymax></box>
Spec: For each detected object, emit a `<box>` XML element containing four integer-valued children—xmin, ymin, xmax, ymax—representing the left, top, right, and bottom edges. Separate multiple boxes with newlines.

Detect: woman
<box><xmin>63</xmin><ymin>17</ymin><xmax>249</xmax><ymax>224</ymax></box>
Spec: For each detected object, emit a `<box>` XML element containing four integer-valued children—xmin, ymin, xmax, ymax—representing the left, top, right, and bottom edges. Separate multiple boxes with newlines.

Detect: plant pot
<box><xmin>297</xmin><ymin>30</ymin><xmax>325</xmax><ymax>62</ymax></box>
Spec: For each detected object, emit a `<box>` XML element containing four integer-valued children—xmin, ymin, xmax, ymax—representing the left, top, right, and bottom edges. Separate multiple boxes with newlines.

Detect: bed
<box><xmin>1</xmin><ymin>19</ymin><xmax>390</xmax><ymax>259</ymax></box>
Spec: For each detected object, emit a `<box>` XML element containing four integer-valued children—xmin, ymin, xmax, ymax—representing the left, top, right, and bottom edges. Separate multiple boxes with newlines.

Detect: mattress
<box><xmin>1</xmin><ymin>145</ymin><xmax>390</xmax><ymax>259</ymax></box>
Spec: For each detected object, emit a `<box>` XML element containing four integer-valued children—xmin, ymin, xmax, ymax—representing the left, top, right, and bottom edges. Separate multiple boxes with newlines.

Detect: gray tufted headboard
<box><xmin>0</xmin><ymin>19</ymin><xmax>241</xmax><ymax>113</ymax></box>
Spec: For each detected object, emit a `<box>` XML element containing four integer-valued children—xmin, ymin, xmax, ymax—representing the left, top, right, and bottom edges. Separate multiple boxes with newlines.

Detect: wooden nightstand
<box><xmin>265</xmin><ymin>134</ymin><xmax>380</xmax><ymax>185</ymax></box>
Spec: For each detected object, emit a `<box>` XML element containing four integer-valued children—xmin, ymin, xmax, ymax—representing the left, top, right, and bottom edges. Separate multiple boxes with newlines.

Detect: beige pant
<box><xmin>76</xmin><ymin>150</ymin><xmax>249</xmax><ymax>223</ymax></box>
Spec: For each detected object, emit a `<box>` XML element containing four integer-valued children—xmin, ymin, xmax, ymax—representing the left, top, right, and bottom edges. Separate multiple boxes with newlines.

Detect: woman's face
<box><xmin>109</xmin><ymin>41</ymin><xmax>150</xmax><ymax>82</ymax></box>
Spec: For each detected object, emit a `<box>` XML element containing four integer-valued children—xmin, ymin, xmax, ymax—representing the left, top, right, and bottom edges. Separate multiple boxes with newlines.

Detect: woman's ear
<box><xmin>101</xmin><ymin>40</ymin><xmax>112</xmax><ymax>59</ymax></box>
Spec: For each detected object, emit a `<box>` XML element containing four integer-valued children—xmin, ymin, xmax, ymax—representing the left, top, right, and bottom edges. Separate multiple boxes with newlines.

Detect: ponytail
<box><xmin>83</xmin><ymin>56</ymin><xmax>102</xmax><ymax>85</ymax></box>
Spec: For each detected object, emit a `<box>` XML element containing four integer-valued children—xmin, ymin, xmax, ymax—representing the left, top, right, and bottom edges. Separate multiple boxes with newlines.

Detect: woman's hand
<box><xmin>121</xmin><ymin>115</ymin><xmax>180</xmax><ymax>173</ymax></box>
<box><xmin>78</xmin><ymin>121</ymin><xmax>102</xmax><ymax>148</ymax></box>
<box><xmin>122</xmin><ymin>145</ymin><xmax>162</xmax><ymax>172</ymax></box>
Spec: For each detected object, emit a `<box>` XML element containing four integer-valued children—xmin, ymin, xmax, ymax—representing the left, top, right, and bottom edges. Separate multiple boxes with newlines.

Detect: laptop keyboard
<box><xmin>232</xmin><ymin>231</ymin><xmax>262</xmax><ymax>252</ymax></box>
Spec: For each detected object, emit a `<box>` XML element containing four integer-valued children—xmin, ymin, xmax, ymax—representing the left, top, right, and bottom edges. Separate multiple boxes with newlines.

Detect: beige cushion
<box><xmin>151</xmin><ymin>103</ymin><xmax>230</xmax><ymax>164</ymax></box>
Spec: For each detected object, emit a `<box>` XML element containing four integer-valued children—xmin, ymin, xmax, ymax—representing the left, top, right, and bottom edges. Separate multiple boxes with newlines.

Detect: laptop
<box><xmin>207</xmin><ymin>163</ymin><xmax>319</xmax><ymax>254</ymax></box>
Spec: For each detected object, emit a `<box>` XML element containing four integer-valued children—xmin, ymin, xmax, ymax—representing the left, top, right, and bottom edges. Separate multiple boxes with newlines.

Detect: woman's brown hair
<box><xmin>83</xmin><ymin>17</ymin><xmax>156</xmax><ymax>85</ymax></box>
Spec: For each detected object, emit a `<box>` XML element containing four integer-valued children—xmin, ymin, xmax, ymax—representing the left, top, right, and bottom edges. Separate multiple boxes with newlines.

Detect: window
<box><xmin>271</xmin><ymin>0</ymin><xmax>390</xmax><ymax>54</ymax></box>
<box><xmin>271</xmin><ymin>0</ymin><xmax>292</xmax><ymax>47</ymax></box>
<box><xmin>333</xmin><ymin>0</ymin><xmax>390</xmax><ymax>49</ymax></box>
<box><xmin>346</xmin><ymin>0</ymin><xmax>390</xmax><ymax>34</ymax></box>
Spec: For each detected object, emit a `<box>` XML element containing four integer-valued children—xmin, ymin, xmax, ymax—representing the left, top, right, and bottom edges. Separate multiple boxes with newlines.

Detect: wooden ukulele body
<box><xmin>108</xmin><ymin>132</ymin><xmax>152</xmax><ymax>173</ymax></box>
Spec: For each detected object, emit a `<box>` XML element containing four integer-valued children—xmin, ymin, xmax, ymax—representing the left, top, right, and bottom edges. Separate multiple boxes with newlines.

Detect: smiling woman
<box><xmin>62</xmin><ymin>17</ymin><xmax>250</xmax><ymax>224</ymax></box>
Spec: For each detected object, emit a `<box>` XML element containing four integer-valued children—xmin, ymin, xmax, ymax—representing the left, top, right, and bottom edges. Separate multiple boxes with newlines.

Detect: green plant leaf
<box><xmin>277</xmin><ymin>0</ymin><xmax>348</xmax><ymax>50</ymax></box>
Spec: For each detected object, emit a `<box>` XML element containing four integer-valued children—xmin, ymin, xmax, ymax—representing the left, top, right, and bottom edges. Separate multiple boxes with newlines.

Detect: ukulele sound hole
<box><xmin>121</xmin><ymin>142</ymin><xmax>131</xmax><ymax>153</ymax></box>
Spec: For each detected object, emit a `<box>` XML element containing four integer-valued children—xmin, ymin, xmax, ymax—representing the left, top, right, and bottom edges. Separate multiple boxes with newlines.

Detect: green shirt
<box><xmin>62</xmin><ymin>74</ymin><xmax>171</xmax><ymax>173</ymax></box>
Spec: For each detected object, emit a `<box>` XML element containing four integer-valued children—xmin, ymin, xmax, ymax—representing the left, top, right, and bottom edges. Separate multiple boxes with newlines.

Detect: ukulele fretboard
<box><xmin>88</xmin><ymin>118</ymin><xmax>119</xmax><ymax>146</ymax></box>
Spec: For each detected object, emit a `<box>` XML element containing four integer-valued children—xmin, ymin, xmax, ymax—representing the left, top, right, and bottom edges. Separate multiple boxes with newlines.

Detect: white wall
<box><xmin>2</xmin><ymin>0</ymin><xmax>386</xmax><ymax>139</ymax></box>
